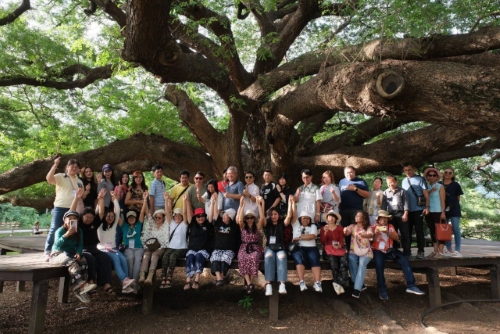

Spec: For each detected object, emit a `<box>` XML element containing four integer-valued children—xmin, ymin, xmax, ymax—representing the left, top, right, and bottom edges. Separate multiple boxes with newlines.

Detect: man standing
<box><xmin>243</xmin><ymin>171</ymin><xmax>259</xmax><ymax>215</ymax></box>
<box><xmin>169</xmin><ymin>170</ymin><xmax>191</xmax><ymax>211</ymax></box>
<box><xmin>222</xmin><ymin>166</ymin><xmax>244</xmax><ymax>212</ymax></box>
<box><xmin>401</xmin><ymin>163</ymin><xmax>429</xmax><ymax>259</ymax></box>
<box><xmin>260</xmin><ymin>169</ymin><xmax>277</xmax><ymax>215</ymax></box>
<box><xmin>294</xmin><ymin>169</ymin><xmax>322</xmax><ymax>225</ymax></box>
<box><xmin>382</xmin><ymin>175</ymin><xmax>411</xmax><ymax>257</ymax></box>
<box><xmin>339</xmin><ymin>166</ymin><xmax>369</xmax><ymax>247</ymax></box>
<box><xmin>149</xmin><ymin>165</ymin><xmax>166</xmax><ymax>213</ymax></box>
<box><xmin>187</xmin><ymin>171</ymin><xmax>207</xmax><ymax>210</ymax></box>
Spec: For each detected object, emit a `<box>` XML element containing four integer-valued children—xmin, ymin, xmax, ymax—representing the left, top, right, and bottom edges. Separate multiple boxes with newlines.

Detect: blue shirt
<box><xmin>149</xmin><ymin>179</ymin><xmax>166</xmax><ymax>208</ymax></box>
<box><xmin>223</xmin><ymin>180</ymin><xmax>244</xmax><ymax>211</ymax></box>
<box><xmin>402</xmin><ymin>175</ymin><xmax>427</xmax><ymax>212</ymax></box>
<box><xmin>338</xmin><ymin>177</ymin><xmax>368</xmax><ymax>210</ymax></box>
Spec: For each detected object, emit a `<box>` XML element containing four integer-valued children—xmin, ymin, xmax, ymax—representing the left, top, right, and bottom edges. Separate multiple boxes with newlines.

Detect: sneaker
<box><xmin>79</xmin><ymin>283</ymin><xmax>97</xmax><ymax>295</ymax></box>
<box><xmin>278</xmin><ymin>282</ymin><xmax>287</xmax><ymax>294</ymax></box>
<box><xmin>443</xmin><ymin>249</ymin><xmax>452</xmax><ymax>257</ymax></box>
<box><xmin>122</xmin><ymin>286</ymin><xmax>134</xmax><ymax>294</ymax></box>
<box><xmin>361</xmin><ymin>284</ymin><xmax>367</xmax><ymax>291</ymax></box>
<box><xmin>265</xmin><ymin>283</ymin><xmax>273</xmax><ymax>296</ymax></box>
<box><xmin>426</xmin><ymin>251</ymin><xmax>437</xmax><ymax>258</ymax></box>
<box><xmin>75</xmin><ymin>292</ymin><xmax>90</xmax><ymax>303</ymax></box>
<box><xmin>406</xmin><ymin>286</ymin><xmax>425</xmax><ymax>295</ymax></box>
<box><xmin>451</xmin><ymin>251</ymin><xmax>463</xmax><ymax>258</ymax></box>
<box><xmin>434</xmin><ymin>252</ymin><xmax>444</xmax><ymax>259</ymax></box>
<box><xmin>122</xmin><ymin>277</ymin><xmax>135</xmax><ymax>289</ymax></box>
<box><xmin>299</xmin><ymin>281</ymin><xmax>307</xmax><ymax>292</ymax></box>
<box><xmin>352</xmin><ymin>289</ymin><xmax>360</xmax><ymax>298</ymax></box>
<box><xmin>313</xmin><ymin>281</ymin><xmax>322</xmax><ymax>293</ymax></box>
<box><xmin>333</xmin><ymin>282</ymin><xmax>341</xmax><ymax>295</ymax></box>
<box><xmin>416</xmin><ymin>251</ymin><xmax>425</xmax><ymax>259</ymax></box>
<box><xmin>379</xmin><ymin>290</ymin><xmax>389</xmax><ymax>301</ymax></box>
<box><xmin>44</xmin><ymin>254</ymin><xmax>50</xmax><ymax>263</ymax></box>
<box><xmin>338</xmin><ymin>285</ymin><xmax>345</xmax><ymax>294</ymax></box>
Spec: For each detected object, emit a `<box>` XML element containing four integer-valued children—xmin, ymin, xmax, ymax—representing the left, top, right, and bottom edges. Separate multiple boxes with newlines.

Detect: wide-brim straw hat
<box><xmin>323</xmin><ymin>210</ymin><xmax>341</xmax><ymax>223</ymax></box>
<box><xmin>376</xmin><ymin>210</ymin><xmax>392</xmax><ymax>220</ymax></box>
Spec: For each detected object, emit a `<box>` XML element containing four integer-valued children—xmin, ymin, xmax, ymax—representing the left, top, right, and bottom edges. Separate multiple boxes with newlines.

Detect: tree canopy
<box><xmin>1</xmin><ymin>0</ymin><xmax>500</xmax><ymax>209</ymax></box>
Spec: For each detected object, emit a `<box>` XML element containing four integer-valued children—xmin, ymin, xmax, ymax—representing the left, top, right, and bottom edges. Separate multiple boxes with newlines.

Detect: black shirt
<box><xmin>213</xmin><ymin>217</ymin><xmax>239</xmax><ymax>251</ymax></box>
<box><xmin>80</xmin><ymin>216</ymin><xmax>103</xmax><ymax>249</ymax></box>
<box><xmin>188</xmin><ymin>220</ymin><xmax>212</xmax><ymax>251</ymax></box>
<box><xmin>265</xmin><ymin>220</ymin><xmax>285</xmax><ymax>250</ymax></box>
<box><xmin>261</xmin><ymin>182</ymin><xmax>277</xmax><ymax>211</ymax></box>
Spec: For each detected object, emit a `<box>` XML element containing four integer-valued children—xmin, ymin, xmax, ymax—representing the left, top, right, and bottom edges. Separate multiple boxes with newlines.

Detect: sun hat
<box><xmin>423</xmin><ymin>167</ymin><xmax>441</xmax><ymax>179</ymax></box>
<box><xmin>244</xmin><ymin>210</ymin><xmax>256</xmax><ymax>218</ymax></box>
<box><xmin>298</xmin><ymin>211</ymin><xmax>313</xmax><ymax>221</ymax></box>
<box><xmin>223</xmin><ymin>208</ymin><xmax>236</xmax><ymax>221</ymax></box>
<box><xmin>126</xmin><ymin>211</ymin><xmax>137</xmax><ymax>218</ymax></box>
<box><xmin>323</xmin><ymin>210</ymin><xmax>341</xmax><ymax>224</ymax></box>
<box><xmin>376</xmin><ymin>210</ymin><xmax>392</xmax><ymax>220</ymax></box>
<box><xmin>173</xmin><ymin>208</ymin><xmax>183</xmax><ymax>216</ymax></box>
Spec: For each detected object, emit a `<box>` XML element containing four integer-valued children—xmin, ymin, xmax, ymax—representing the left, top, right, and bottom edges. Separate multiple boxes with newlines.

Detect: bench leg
<box><xmin>449</xmin><ymin>267</ymin><xmax>457</xmax><ymax>276</ymax></box>
<box><xmin>426</xmin><ymin>268</ymin><xmax>441</xmax><ymax>308</ymax></box>
<box><xmin>1</xmin><ymin>248</ymin><xmax>7</xmax><ymax>255</ymax></box>
<box><xmin>268</xmin><ymin>282</ymin><xmax>279</xmax><ymax>321</ymax></box>
<box><xmin>28</xmin><ymin>279</ymin><xmax>49</xmax><ymax>334</ymax></box>
<box><xmin>142</xmin><ymin>271</ymin><xmax>155</xmax><ymax>315</ymax></box>
<box><xmin>58</xmin><ymin>276</ymin><xmax>69</xmax><ymax>303</ymax></box>
<box><xmin>16</xmin><ymin>281</ymin><xmax>25</xmax><ymax>292</ymax></box>
<box><xmin>0</xmin><ymin>280</ymin><xmax>3</xmax><ymax>293</ymax></box>
<box><xmin>490</xmin><ymin>264</ymin><xmax>500</xmax><ymax>299</ymax></box>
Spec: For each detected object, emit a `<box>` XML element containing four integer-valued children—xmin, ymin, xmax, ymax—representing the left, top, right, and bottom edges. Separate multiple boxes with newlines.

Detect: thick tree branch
<box><xmin>264</xmin><ymin>60</ymin><xmax>500</xmax><ymax>138</ymax></box>
<box><xmin>0</xmin><ymin>65</ymin><xmax>113</xmax><ymax>90</ymax></box>
<box><xmin>429</xmin><ymin>139</ymin><xmax>500</xmax><ymax>164</ymax></box>
<box><xmin>0</xmin><ymin>133</ymin><xmax>216</xmax><ymax>195</ymax></box>
<box><xmin>0</xmin><ymin>195</ymin><xmax>55</xmax><ymax>211</ymax></box>
<box><xmin>297</xmin><ymin>111</ymin><xmax>337</xmax><ymax>151</ymax></box>
<box><xmin>0</xmin><ymin>0</ymin><xmax>30</xmax><ymax>26</ymax></box>
<box><xmin>89</xmin><ymin>0</ymin><xmax>127</xmax><ymax>28</ymax></box>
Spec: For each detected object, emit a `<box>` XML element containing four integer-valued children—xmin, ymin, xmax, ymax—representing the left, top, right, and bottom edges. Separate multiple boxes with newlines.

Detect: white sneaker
<box><xmin>122</xmin><ymin>286</ymin><xmax>134</xmax><ymax>294</ymax></box>
<box><xmin>333</xmin><ymin>282</ymin><xmax>341</xmax><ymax>295</ymax></box>
<box><xmin>278</xmin><ymin>283</ymin><xmax>287</xmax><ymax>294</ymax></box>
<box><xmin>79</xmin><ymin>283</ymin><xmax>97</xmax><ymax>295</ymax></box>
<box><xmin>443</xmin><ymin>249</ymin><xmax>452</xmax><ymax>257</ymax></box>
<box><xmin>265</xmin><ymin>283</ymin><xmax>273</xmax><ymax>296</ymax></box>
<box><xmin>122</xmin><ymin>277</ymin><xmax>135</xmax><ymax>289</ymax></box>
<box><xmin>313</xmin><ymin>281</ymin><xmax>322</xmax><ymax>293</ymax></box>
<box><xmin>451</xmin><ymin>251</ymin><xmax>463</xmax><ymax>258</ymax></box>
<box><xmin>299</xmin><ymin>280</ymin><xmax>307</xmax><ymax>291</ymax></box>
<box><xmin>338</xmin><ymin>285</ymin><xmax>345</xmax><ymax>294</ymax></box>
<box><xmin>75</xmin><ymin>292</ymin><xmax>90</xmax><ymax>303</ymax></box>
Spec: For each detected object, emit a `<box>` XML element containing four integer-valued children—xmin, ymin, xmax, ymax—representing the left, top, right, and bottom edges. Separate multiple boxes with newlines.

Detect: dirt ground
<box><xmin>1</xmin><ymin>267</ymin><xmax>499</xmax><ymax>334</ymax></box>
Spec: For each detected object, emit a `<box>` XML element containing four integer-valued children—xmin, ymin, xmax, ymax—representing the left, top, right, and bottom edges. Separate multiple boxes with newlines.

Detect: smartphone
<box><xmin>70</xmin><ymin>220</ymin><xmax>78</xmax><ymax>230</ymax></box>
<box><xmin>378</xmin><ymin>226</ymin><xmax>387</xmax><ymax>232</ymax></box>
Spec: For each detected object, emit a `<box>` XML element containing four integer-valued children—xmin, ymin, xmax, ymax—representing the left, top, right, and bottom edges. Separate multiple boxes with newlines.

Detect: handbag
<box><xmin>287</xmin><ymin>241</ymin><xmax>299</xmax><ymax>253</ymax></box>
<box><xmin>435</xmin><ymin>219</ymin><xmax>452</xmax><ymax>241</ymax></box>
<box><xmin>407</xmin><ymin>178</ymin><xmax>426</xmax><ymax>206</ymax></box>
<box><xmin>145</xmin><ymin>237</ymin><xmax>161</xmax><ymax>251</ymax></box>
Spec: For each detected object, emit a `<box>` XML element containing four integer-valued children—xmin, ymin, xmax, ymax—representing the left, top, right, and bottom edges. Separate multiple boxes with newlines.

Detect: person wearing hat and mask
<box><xmin>50</xmin><ymin>207</ymin><xmax>96</xmax><ymax>303</ymax></box>
<box><xmin>160</xmin><ymin>193</ymin><xmax>189</xmax><ymax>288</ymax></box>
<box><xmin>291</xmin><ymin>210</ymin><xmax>322</xmax><ymax>293</ymax></box>
<box><xmin>320</xmin><ymin>210</ymin><xmax>349</xmax><ymax>295</ymax></box>
<box><xmin>210</xmin><ymin>206</ymin><xmax>239</xmax><ymax>286</ymax></box>
<box><xmin>237</xmin><ymin>195</ymin><xmax>265</xmax><ymax>294</ymax></box>
<box><xmin>98</xmin><ymin>164</ymin><xmax>116</xmax><ymax>209</ymax></box>
<box><xmin>262</xmin><ymin>195</ymin><xmax>296</xmax><ymax>296</ymax></box>
<box><xmin>372</xmin><ymin>210</ymin><xmax>425</xmax><ymax>300</ymax></box>
<box><xmin>139</xmin><ymin>190</ymin><xmax>170</xmax><ymax>286</ymax></box>
<box><xmin>183</xmin><ymin>194</ymin><xmax>213</xmax><ymax>290</ymax></box>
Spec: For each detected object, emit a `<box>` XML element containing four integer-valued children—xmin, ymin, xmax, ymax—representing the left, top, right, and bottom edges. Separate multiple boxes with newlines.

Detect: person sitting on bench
<box><xmin>372</xmin><ymin>210</ymin><xmax>425</xmax><ymax>300</ymax></box>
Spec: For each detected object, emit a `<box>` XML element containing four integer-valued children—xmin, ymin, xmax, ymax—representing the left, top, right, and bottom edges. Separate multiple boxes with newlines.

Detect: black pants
<box><xmin>82</xmin><ymin>246</ymin><xmax>113</xmax><ymax>286</ymax></box>
<box><xmin>408</xmin><ymin>211</ymin><xmax>426</xmax><ymax>253</ymax></box>
<box><xmin>390</xmin><ymin>215</ymin><xmax>411</xmax><ymax>257</ymax></box>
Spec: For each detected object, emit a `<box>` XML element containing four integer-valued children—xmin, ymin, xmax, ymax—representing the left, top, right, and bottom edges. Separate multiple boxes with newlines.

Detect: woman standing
<box><xmin>80</xmin><ymin>166</ymin><xmax>98</xmax><ymax>209</ymax></box>
<box><xmin>44</xmin><ymin>157</ymin><xmax>84</xmax><ymax>262</ymax></box>
<box><xmin>365</xmin><ymin>177</ymin><xmax>384</xmax><ymax>225</ymax></box>
<box><xmin>271</xmin><ymin>173</ymin><xmax>294</xmax><ymax>217</ymax></box>
<box><xmin>237</xmin><ymin>196</ymin><xmax>264</xmax><ymax>294</ymax></box>
<box><xmin>423</xmin><ymin>167</ymin><xmax>447</xmax><ymax>258</ymax></box>
<box><xmin>139</xmin><ymin>192</ymin><xmax>169</xmax><ymax>286</ymax></box>
<box><xmin>114</xmin><ymin>172</ymin><xmax>130</xmax><ymax>214</ymax></box>
<box><xmin>125</xmin><ymin>171</ymin><xmax>148</xmax><ymax>216</ymax></box>
<box><xmin>344</xmin><ymin>210</ymin><xmax>374</xmax><ymax>298</ymax></box>
<box><xmin>98</xmin><ymin>164</ymin><xmax>116</xmax><ymax>209</ymax></box>
<box><xmin>263</xmin><ymin>196</ymin><xmax>295</xmax><ymax>296</ymax></box>
<box><xmin>441</xmin><ymin>168</ymin><xmax>464</xmax><ymax>257</ymax></box>
<box><xmin>320</xmin><ymin>210</ymin><xmax>349</xmax><ymax>295</ymax></box>
<box><xmin>198</xmin><ymin>179</ymin><xmax>223</xmax><ymax>222</ymax></box>
<box><xmin>319</xmin><ymin>170</ymin><xmax>341</xmax><ymax>226</ymax></box>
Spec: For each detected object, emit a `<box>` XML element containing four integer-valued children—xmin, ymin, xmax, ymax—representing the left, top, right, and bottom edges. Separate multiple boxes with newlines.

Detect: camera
<box><xmin>70</xmin><ymin>220</ymin><xmax>78</xmax><ymax>229</ymax></box>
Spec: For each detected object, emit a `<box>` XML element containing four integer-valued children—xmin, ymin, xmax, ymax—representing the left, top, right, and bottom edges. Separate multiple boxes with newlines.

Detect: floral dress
<box><xmin>237</xmin><ymin>228</ymin><xmax>263</xmax><ymax>276</ymax></box>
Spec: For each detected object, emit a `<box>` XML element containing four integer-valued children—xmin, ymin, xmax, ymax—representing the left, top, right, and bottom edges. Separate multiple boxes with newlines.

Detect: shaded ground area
<box><xmin>0</xmin><ymin>267</ymin><xmax>499</xmax><ymax>334</ymax></box>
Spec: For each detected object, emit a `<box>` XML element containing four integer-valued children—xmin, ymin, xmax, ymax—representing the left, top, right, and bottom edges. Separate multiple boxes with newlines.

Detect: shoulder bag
<box><xmin>407</xmin><ymin>177</ymin><xmax>426</xmax><ymax>207</ymax></box>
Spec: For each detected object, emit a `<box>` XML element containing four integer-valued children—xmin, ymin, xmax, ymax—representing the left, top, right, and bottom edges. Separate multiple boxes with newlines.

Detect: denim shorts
<box><xmin>291</xmin><ymin>246</ymin><xmax>321</xmax><ymax>267</ymax></box>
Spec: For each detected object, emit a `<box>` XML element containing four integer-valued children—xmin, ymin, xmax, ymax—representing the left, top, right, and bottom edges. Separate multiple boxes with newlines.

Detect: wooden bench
<box><xmin>0</xmin><ymin>253</ymin><xmax>69</xmax><ymax>334</ymax></box>
<box><xmin>0</xmin><ymin>222</ymin><xmax>22</xmax><ymax>236</ymax></box>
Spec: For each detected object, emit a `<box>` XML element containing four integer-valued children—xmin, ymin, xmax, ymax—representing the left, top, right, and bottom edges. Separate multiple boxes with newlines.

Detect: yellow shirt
<box><xmin>53</xmin><ymin>173</ymin><xmax>83</xmax><ymax>208</ymax></box>
<box><xmin>169</xmin><ymin>183</ymin><xmax>192</xmax><ymax>210</ymax></box>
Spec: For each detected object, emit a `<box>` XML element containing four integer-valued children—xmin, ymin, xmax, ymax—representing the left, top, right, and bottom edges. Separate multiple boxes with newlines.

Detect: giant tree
<box><xmin>1</xmin><ymin>0</ymin><xmax>500</xmax><ymax>209</ymax></box>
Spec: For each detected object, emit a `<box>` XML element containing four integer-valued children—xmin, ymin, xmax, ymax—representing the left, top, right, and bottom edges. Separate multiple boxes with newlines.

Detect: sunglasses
<box><xmin>154</xmin><ymin>216</ymin><xmax>163</xmax><ymax>220</ymax></box>
<box><xmin>195</xmin><ymin>215</ymin><xmax>205</xmax><ymax>219</ymax></box>
<box><xmin>444</xmin><ymin>171</ymin><xmax>453</xmax><ymax>174</ymax></box>
<box><xmin>245</xmin><ymin>176</ymin><xmax>254</xmax><ymax>179</ymax></box>
<box><xmin>245</xmin><ymin>216</ymin><xmax>255</xmax><ymax>220</ymax></box>
<box><xmin>427</xmin><ymin>174</ymin><xmax>437</xmax><ymax>177</ymax></box>
<box><xmin>195</xmin><ymin>177</ymin><xmax>203</xmax><ymax>180</ymax></box>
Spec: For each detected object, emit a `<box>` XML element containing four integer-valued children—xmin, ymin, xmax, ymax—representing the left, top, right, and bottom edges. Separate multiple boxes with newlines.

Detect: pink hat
<box><xmin>423</xmin><ymin>167</ymin><xmax>441</xmax><ymax>179</ymax></box>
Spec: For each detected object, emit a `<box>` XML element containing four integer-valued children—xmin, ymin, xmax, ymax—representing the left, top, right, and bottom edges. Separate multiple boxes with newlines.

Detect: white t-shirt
<box><xmin>53</xmin><ymin>173</ymin><xmax>83</xmax><ymax>208</ymax></box>
<box><xmin>296</xmin><ymin>183</ymin><xmax>323</xmax><ymax>216</ymax></box>
<box><xmin>243</xmin><ymin>183</ymin><xmax>260</xmax><ymax>216</ymax></box>
<box><xmin>202</xmin><ymin>192</ymin><xmax>223</xmax><ymax>218</ymax></box>
<box><xmin>292</xmin><ymin>221</ymin><xmax>318</xmax><ymax>247</ymax></box>
<box><xmin>168</xmin><ymin>221</ymin><xmax>188</xmax><ymax>249</ymax></box>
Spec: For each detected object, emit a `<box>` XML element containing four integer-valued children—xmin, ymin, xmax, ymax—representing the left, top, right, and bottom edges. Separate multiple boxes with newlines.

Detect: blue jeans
<box><xmin>445</xmin><ymin>216</ymin><xmax>461</xmax><ymax>252</ymax></box>
<box><xmin>104</xmin><ymin>249</ymin><xmax>129</xmax><ymax>282</ymax></box>
<box><xmin>348</xmin><ymin>252</ymin><xmax>371</xmax><ymax>291</ymax></box>
<box><xmin>44</xmin><ymin>207</ymin><xmax>69</xmax><ymax>255</ymax></box>
<box><xmin>264</xmin><ymin>247</ymin><xmax>287</xmax><ymax>282</ymax></box>
<box><xmin>291</xmin><ymin>246</ymin><xmax>321</xmax><ymax>267</ymax></box>
<box><xmin>373</xmin><ymin>249</ymin><xmax>416</xmax><ymax>293</ymax></box>
<box><xmin>186</xmin><ymin>251</ymin><xmax>208</xmax><ymax>278</ymax></box>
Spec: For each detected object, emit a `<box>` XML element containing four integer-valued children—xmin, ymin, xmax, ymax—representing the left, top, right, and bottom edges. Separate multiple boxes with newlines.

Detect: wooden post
<box><xmin>449</xmin><ymin>267</ymin><xmax>457</xmax><ymax>276</ymax></box>
<box><xmin>490</xmin><ymin>263</ymin><xmax>500</xmax><ymax>299</ymax></box>
<box><xmin>426</xmin><ymin>267</ymin><xmax>441</xmax><ymax>307</ymax></box>
<box><xmin>142</xmin><ymin>271</ymin><xmax>155</xmax><ymax>315</ymax></box>
<box><xmin>28</xmin><ymin>279</ymin><xmax>49</xmax><ymax>334</ymax></box>
<box><xmin>16</xmin><ymin>281</ymin><xmax>25</xmax><ymax>292</ymax></box>
<box><xmin>0</xmin><ymin>280</ymin><xmax>3</xmax><ymax>293</ymax></box>
<box><xmin>58</xmin><ymin>276</ymin><xmax>69</xmax><ymax>303</ymax></box>
<box><xmin>0</xmin><ymin>248</ymin><xmax>7</xmax><ymax>255</ymax></box>
<box><xmin>268</xmin><ymin>282</ymin><xmax>279</xmax><ymax>321</ymax></box>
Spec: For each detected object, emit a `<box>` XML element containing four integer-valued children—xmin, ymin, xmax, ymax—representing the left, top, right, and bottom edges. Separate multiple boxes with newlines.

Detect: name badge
<box><xmin>129</xmin><ymin>239</ymin><xmax>135</xmax><ymax>249</ymax></box>
<box><xmin>378</xmin><ymin>241</ymin><xmax>386</xmax><ymax>251</ymax></box>
<box><xmin>72</xmin><ymin>189</ymin><xmax>76</xmax><ymax>197</ymax></box>
<box><xmin>269</xmin><ymin>236</ymin><xmax>276</xmax><ymax>244</ymax></box>
<box><xmin>392</xmin><ymin>197</ymin><xmax>399</xmax><ymax>205</ymax></box>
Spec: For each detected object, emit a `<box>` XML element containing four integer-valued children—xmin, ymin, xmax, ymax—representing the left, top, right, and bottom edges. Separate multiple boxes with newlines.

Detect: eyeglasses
<box><xmin>444</xmin><ymin>171</ymin><xmax>453</xmax><ymax>175</ymax></box>
<box><xmin>245</xmin><ymin>216</ymin><xmax>255</xmax><ymax>220</ymax></box>
<box><xmin>154</xmin><ymin>216</ymin><xmax>163</xmax><ymax>220</ymax></box>
<box><xmin>427</xmin><ymin>174</ymin><xmax>437</xmax><ymax>177</ymax></box>
<box><xmin>195</xmin><ymin>177</ymin><xmax>203</xmax><ymax>180</ymax></box>
<box><xmin>245</xmin><ymin>176</ymin><xmax>253</xmax><ymax>179</ymax></box>
<box><xmin>195</xmin><ymin>215</ymin><xmax>205</xmax><ymax>219</ymax></box>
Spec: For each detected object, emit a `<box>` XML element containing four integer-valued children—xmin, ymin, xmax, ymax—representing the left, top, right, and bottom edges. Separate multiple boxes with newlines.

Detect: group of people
<box><xmin>44</xmin><ymin>158</ymin><xmax>462</xmax><ymax>303</ymax></box>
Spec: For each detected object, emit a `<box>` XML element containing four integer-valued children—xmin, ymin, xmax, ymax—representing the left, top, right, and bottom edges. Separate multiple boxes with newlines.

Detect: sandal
<box><xmin>88</xmin><ymin>290</ymin><xmax>98</xmax><ymax>298</ymax></box>
<box><xmin>213</xmin><ymin>280</ymin><xmax>224</xmax><ymax>287</ymax></box>
<box><xmin>160</xmin><ymin>277</ymin><xmax>172</xmax><ymax>289</ymax></box>
<box><xmin>427</xmin><ymin>252</ymin><xmax>437</xmax><ymax>258</ymax></box>
<box><xmin>192</xmin><ymin>281</ymin><xmax>199</xmax><ymax>290</ymax></box>
<box><xmin>104</xmin><ymin>287</ymin><xmax>116</xmax><ymax>295</ymax></box>
<box><xmin>247</xmin><ymin>283</ymin><xmax>255</xmax><ymax>294</ymax></box>
<box><xmin>183</xmin><ymin>282</ymin><xmax>191</xmax><ymax>290</ymax></box>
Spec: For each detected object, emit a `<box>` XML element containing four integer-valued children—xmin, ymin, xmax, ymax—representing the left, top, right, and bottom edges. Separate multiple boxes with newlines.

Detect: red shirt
<box><xmin>320</xmin><ymin>225</ymin><xmax>346</xmax><ymax>256</ymax></box>
<box><xmin>371</xmin><ymin>224</ymin><xmax>396</xmax><ymax>253</ymax></box>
